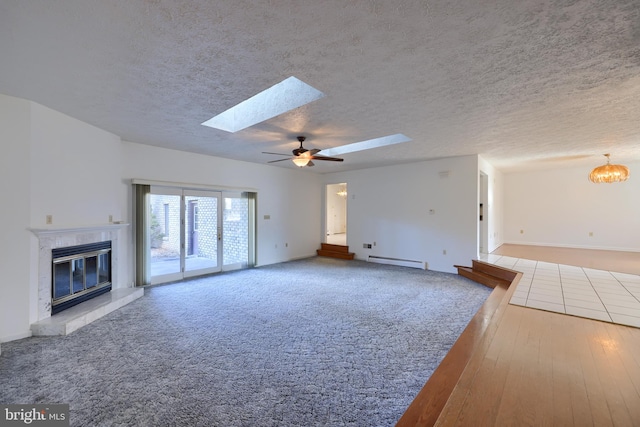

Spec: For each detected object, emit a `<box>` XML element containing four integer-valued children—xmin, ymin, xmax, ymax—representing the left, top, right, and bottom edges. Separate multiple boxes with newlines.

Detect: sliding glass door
<box><xmin>184</xmin><ymin>190</ymin><xmax>221</xmax><ymax>278</ymax></box>
<box><xmin>147</xmin><ymin>186</ymin><xmax>252</xmax><ymax>285</ymax></box>
<box><xmin>149</xmin><ymin>187</ymin><xmax>183</xmax><ymax>282</ymax></box>
<box><xmin>222</xmin><ymin>192</ymin><xmax>249</xmax><ymax>270</ymax></box>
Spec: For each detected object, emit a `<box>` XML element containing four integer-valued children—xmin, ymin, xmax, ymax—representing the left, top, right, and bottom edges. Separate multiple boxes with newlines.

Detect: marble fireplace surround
<box><xmin>30</xmin><ymin>224</ymin><xmax>143</xmax><ymax>335</ymax></box>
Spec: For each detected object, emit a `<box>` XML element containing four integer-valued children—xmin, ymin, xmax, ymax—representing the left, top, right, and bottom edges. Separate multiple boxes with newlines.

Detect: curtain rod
<box><xmin>131</xmin><ymin>178</ymin><xmax>257</xmax><ymax>193</ymax></box>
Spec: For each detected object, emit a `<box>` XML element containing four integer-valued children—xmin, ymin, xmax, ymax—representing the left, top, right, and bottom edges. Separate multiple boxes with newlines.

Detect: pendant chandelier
<box><xmin>588</xmin><ymin>154</ymin><xmax>630</xmax><ymax>183</ymax></box>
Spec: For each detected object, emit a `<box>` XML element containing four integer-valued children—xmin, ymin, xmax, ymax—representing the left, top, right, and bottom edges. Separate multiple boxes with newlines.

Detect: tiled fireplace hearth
<box><xmin>30</xmin><ymin>224</ymin><xmax>143</xmax><ymax>336</ymax></box>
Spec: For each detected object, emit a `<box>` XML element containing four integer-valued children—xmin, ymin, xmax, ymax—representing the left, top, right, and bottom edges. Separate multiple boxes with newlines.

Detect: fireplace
<box><xmin>31</xmin><ymin>224</ymin><xmax>128</xmax><ymax>323</ymax></box>
<box><xmin>30</xmin><ymin>224</ymin><xmax>144</xmax><ymax>337</ymax></box>
<box><xmin>51</xmin><ymin>241</ymin><xmax>112</xmax><ymax>314</ymax></box>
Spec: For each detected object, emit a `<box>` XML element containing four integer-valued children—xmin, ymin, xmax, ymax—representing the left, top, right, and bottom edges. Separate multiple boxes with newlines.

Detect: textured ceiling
<box><xmin>1</xmin><ymin>0</ymin><xmax>639</xmax><ymax>173</ymax></box>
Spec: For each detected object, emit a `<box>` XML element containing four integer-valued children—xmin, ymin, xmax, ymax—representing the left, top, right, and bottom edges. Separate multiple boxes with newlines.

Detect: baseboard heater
<box><xmin>367</xmin><ymin>255</ymin><xmax>428</xmax><ymax>270</ymax></box>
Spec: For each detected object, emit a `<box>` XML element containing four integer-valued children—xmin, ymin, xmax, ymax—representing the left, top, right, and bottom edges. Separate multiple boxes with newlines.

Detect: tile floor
<box><xmin>479</xmin><ymin>253</ymin><xmax>640</xmax><ymax>329</ymax></box>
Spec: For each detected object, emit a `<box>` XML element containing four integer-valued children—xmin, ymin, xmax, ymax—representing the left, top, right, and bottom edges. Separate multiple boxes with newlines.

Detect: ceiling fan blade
<box><xmin>308</xmin><ymin>148</ymin><xmax>321</xmax><ymax>155</ymax></box>
<box><xmin>307</xmin><ymin>161</ymin><xmax>315</xmax><ymax>167</ymax></box>
<box><xmin>262</xmin><ymin>151</ymin><xmax>291</xmax><ymax>156</ymax></box>
<box><xmin>309</xmin><ymin>155</ymin><xmax>344</xmax><ymax>162</ymax></box>
<box><xmin>267</xmin><ymin>158</ymin><xmax>292</xmax><ymax>163</ymax></box>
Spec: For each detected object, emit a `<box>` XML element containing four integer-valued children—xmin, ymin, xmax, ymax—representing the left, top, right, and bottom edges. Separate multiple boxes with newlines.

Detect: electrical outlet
<box><xmin>109</xmin><ymin>214</ymin><xmax>113</xmax><ymax>223</ymax></box>
<box><xmin>363</xmin><ymin>243</ymin><xmax>372</xmax><ymax>249</ymax></box>
<box><xmin>589</xmin><ymin>232</ymin><xmax>593</xmax><ymax>237</ymax></box>
<box><xmin>285</xmin><ymin>243</ymin><xmax>288</xmax><ymax>247</ymax></box>
<box><xmin>46</xmin><ymin>215</ymin><xmax>53</xmax><ymax>225</ymax></box>
<box><xmin>443</xmin><ymin>249</ymin><xmax>447</xmax><ymax>255</ymax></box>
<box><xmin>520</xmin><ymin>229</ymin><xmax>524</xmax><ymax>234</ymax></box>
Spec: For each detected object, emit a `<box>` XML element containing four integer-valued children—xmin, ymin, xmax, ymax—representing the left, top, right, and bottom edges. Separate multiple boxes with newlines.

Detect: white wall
<box><xmin>0</xmin><ymin>94</ymin><xmax>324</xmax><ymax>342</ymax></box>
<box><xmin>29</xmin><ymin>103</ymin><xmax>132</xmax><ymax>296</ymax></box>
<box><xmin>0</xmin><ymin>94</ymin><xmax>32</xmax><ymax>342</ymax></box>
<box><xmin>120</xmin><ymin>142</ymin><xmax>323</xmax><ymax>267</ymax></box>
<box><xmin>0</xmin><ymin>99</ymin><xmax>132</xmax><ymax>341</ymax></box>
<box><xmin>324</xmin><ymin>156</ymin><xmax>479</xmax><ymax>273</ymax></box>
<box><xmin>504</xmin><ymin>164</ymin><xmax>640</xmax><ymax>251</ymax></box>
<box><xmin>478</xmin><ymin>156</ymin><xmax>504</xmax><ymax>253</ymax></box>
<box><xmin>29</xmin><ymin>103</ymin><xmax>127</xmax><ymax>228</ymax></box>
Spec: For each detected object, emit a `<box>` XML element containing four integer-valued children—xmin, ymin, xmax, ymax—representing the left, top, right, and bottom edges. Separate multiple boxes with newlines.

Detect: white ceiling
<box><xmin>1</xmin><ymin>0</ymin><xmax>639</xmax><ymax>174</ymax></box>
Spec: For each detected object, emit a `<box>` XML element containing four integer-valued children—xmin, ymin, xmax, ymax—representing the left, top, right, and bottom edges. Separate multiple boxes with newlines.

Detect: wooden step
<box><xmin>317</xmin><ymin>244</ymin><xmax>355</xmax><ymax>260</ymax></box>
<box><xmin>320</xmin><ymin>243</ymin><xmax>351</xmax><ymax>253</ymax></box>
<box><xmin>456</xmin><ymin>265</ymin><xmax>510</xmax><ymax>289</ymax></box>
<box><xmin>470</xmin><ymin>259</ymin><xmax>518</xmax><ymax>282</ymax></box>
<box><xmin>317</xmin><ymin>249</ymin><xmax>355</xmax><ymax>260</ymax></box>
<box><xmin>455</xmin><ymin>260</ymin><xmax>519</xmax><ymax>289</ymax></box>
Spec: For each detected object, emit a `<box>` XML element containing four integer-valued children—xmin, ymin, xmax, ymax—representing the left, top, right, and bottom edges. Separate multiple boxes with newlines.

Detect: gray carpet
<box><xmin>0</xmin><ymin>257</ymin><xmax>491</xmax><ymax>427</ymax></box>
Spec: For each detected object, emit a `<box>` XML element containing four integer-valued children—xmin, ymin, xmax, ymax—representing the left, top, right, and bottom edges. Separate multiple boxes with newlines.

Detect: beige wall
<box><xmin>504</xmin><ymin>164</ymin><xmax>640</xmax><ymax>251</ymax></box>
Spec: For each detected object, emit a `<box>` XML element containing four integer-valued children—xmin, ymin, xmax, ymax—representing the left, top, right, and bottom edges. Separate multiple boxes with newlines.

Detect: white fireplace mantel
<box><xmin>30</xmin><ymin>223</ymin><xmax>129</xmax><ymax>236</ymax></box>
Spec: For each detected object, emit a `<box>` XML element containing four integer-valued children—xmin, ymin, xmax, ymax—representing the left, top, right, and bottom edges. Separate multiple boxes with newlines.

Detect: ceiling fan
<box><xmin>262</xmin><ymin>136</ymin><xmax>344</xmax><ymax>167</ymax></box>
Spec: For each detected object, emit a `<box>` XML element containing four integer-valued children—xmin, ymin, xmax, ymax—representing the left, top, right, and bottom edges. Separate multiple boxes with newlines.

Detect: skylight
<box><xmin>320</xmin><ymin>134</ymin><xmax>412</xmax><ymax>156</ymax></box>
<box><xmin>202</xmin><ymin>76</ymin><xmax>325</xmax><ymax>133</ymax></box>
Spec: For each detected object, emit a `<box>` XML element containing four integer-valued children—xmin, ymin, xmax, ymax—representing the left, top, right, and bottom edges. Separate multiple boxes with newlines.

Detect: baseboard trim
<box><xmin>368</xmin><ymin>256</ymin><xmax>427</xmax><ymax>270</ymax></box>
<box><xmin>0</xmin><ymin>330</ymin><xmax>32</xmax><ymax>344</ymax></box>
<box><xmin>502</xmin><ymin>241</ymin><xmax>640</xmax><ymax>253</ymax></box>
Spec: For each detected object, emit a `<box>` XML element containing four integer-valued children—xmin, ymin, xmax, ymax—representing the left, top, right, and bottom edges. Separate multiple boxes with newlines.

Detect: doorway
<box><xmin>479</xmin><ymin>172</ymin><xmax>489</xmax><ymax>255</ymax></box>
<box><xmin>325</xmin><ymin>183</ymin><xmax>347</xmax><ymax>245</ymax></box>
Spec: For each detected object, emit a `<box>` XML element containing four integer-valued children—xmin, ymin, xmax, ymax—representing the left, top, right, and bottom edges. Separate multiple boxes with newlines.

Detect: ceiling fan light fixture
<box><xmin>589</xmin><ymin>154</ymin><xmax>630</xmax><ymax>183</ymax></box>
<box><xmin>264</xmin><ymin>135</ymin><xmax>343</xmax><ymax>167</ymax></box>
<box><xmin>292</xmin><ymin>157</ymin><xmax>310</xmax><ymax>167</ymax></box>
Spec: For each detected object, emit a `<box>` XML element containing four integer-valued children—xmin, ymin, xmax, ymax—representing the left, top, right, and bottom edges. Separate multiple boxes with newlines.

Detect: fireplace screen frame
<box><xmin>51</xmin><ymin>241</ymin><xmax>112</xmax><ymax>314</ymax></box>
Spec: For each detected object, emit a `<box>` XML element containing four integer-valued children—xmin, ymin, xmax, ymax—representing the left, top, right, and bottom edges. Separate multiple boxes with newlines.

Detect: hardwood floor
<box><xmin>433</xmin><ymin>293</ymin><xmax>640</xmax><ymax>426</ymax></box>
<box><xmin>491</xmin><ymin>243</ymin><xmax>640</xmax><ymax>275</ymax></box>
<box><xmin>398</xmin><ymin>245</ymin><xmax>640</xmax><ymax>426</ymax></box>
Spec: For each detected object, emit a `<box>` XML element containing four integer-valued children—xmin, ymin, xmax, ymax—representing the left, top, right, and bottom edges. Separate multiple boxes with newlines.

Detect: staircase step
<box><xmin>470</xmin><ymin>260</ymin><xmax>518</xmax><ymax>282</ymax></box>
<box><xmin>317</xmin><ymin>249</ymin><xmax>355</xmax><ymax>260</ymax></box>
<box><xmin>456</xmin><ymin>266</ymin><xmax>510</xmax><ymax>289</ymax></box>
<box><xmin>320</xmin><ymin>243</ymin><xmax>351</xmax><ymax>253</ymax></box>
